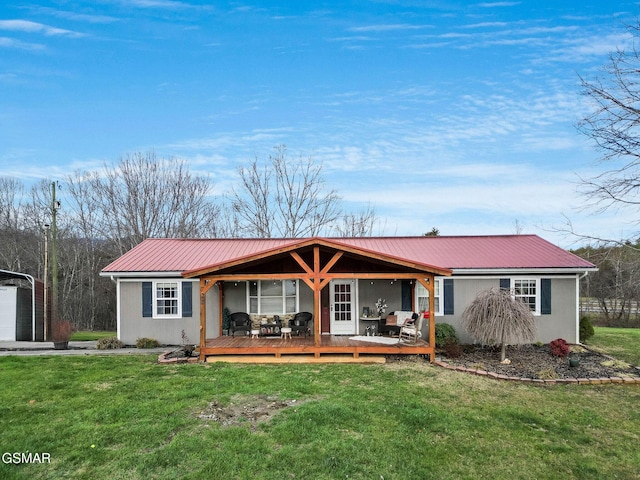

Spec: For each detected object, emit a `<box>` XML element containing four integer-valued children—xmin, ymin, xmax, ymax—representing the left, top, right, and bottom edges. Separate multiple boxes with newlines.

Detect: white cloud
<box><xmin>0</xmin><ymin>36</ymin><xmax>45</xmax><ymax>50</ymax></box>
<box><xmin>349</xmin><ymin>24</ymin><xmax>428</xmax><ymax>33</ymax></box>
<box><xmin>0</xmin><ymin>19</ymin><xmax>84</xmax><ymax>37</ymax></box>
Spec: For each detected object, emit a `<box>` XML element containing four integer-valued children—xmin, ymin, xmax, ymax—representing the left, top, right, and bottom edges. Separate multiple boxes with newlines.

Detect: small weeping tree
<box><xmin>461</xmin><ymin>287</ymin><xmax>537</xmax><ymax>361</ymax></box>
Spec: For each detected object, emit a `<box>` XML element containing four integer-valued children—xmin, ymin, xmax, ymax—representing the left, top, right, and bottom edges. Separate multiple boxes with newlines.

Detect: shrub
<box><xmin>136</xmin><ymin>337</ymin><xmax>160</xmax><ymax>349</ymax></box>
<box><xmin>435</xmin><ymin>323</ymin><xmax>459</xmax><ymax>348</ymax></box>
<box><xmin>96</xmin><ymin>336</ymin><xmax>124</xmax><ymax>350</ymax></box>
<box><xmin>549</xmin><ymin>338</ymin><xmax>570</xmax><ymax>357</ymax></box>
<box><xmin>579</xmin><ymin>316</ymin><xmax>595</xmax><ymax>343</ymax></box>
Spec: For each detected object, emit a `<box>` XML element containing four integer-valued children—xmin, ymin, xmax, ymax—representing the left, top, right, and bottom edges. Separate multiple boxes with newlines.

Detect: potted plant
<box><xmin>52</xmin><ymin>320</ymin><xmax>73</xmax><ymax>350</ymax></box>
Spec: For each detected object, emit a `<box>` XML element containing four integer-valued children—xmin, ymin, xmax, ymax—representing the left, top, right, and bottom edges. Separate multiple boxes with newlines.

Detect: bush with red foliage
<box><xmin>549</xmin><ymin>338</ymin><xmax>570</xmax><ymax>357</ymax></box>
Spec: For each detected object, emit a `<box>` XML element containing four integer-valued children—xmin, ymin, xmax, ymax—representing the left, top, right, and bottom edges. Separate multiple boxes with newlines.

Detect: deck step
<box><xmin>206</xmin><ymin>354</ymin><xmax>386</xmax><ymax>364</ymax></box>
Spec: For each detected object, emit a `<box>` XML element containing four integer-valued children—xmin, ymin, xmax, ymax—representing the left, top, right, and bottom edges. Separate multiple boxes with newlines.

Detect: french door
<box><xmin>330</xmin><ymin>280</ymin><xmax>356</xmax><ymax>335</ymax></box>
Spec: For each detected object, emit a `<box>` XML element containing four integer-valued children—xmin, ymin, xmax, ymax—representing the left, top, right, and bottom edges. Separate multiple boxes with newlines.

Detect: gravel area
<box><xmin>440</xmin><ymin>344</ymin><xmax>640</xmax><ymax>380</ymax></box>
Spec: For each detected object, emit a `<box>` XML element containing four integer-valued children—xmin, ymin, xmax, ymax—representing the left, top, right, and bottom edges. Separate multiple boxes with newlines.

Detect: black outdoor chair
<box><xmin>229</xmin><ymin>312</ymin><xmax>252</xmax><ymax>337</ymax></box>
<box><xmin>290</xmin><ymin>312</ymin><xmax>312</xmax><ymax>337</ymax></box>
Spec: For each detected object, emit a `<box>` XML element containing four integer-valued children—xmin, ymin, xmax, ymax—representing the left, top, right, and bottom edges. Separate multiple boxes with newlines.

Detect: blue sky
<box><xmin>1</xmin><ymin>1</ymin><xmax>638</xmax><ymax>246</ymax></box>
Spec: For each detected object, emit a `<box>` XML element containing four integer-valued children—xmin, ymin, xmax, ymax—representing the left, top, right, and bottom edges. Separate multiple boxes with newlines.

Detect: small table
<box><xmin>360</xmin><ymin>316</ymin><xmax>381</xmax><ymax>335</ymax></box>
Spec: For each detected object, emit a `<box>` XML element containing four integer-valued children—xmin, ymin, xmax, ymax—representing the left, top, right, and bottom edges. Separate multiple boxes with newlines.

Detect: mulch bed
<box><xmin>439</xmin><ymin>344</ymin><xmax>640</xmax><ymax>381</ymax></box>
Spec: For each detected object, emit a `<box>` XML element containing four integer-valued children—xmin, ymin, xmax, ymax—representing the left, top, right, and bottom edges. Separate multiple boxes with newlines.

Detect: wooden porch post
<box><xmin>428</xmin><ymin>274</ymin><xmax>435</xmax><ymax>362</ymax></box>
<box><xmin>218</xmin><ymin>281</ymin><xmax>224</xmax><ymax>337</ymax></box>
<box><xmin>199</xmin><ymin>278</ymin><xmax>206</xmax><ymax>362</ymax></box>
<box><xmin>416</xmin><ymin>275</ymin><xmax>436</xmax><ymax>363</ymax></box>
<box><xmin>314</xmin><ymin>246</ymin><xmax>321</xmax><ymax>348</ymax></box>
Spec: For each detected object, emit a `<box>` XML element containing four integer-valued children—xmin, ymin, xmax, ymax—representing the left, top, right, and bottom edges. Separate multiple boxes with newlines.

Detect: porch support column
<box><xmin>313</xmin><ymin>246</ymin><xmax>321</xmax><ymax>348</ymax></box>
<box><xmin>218</xmin><ymin>281</ymin><xmax>224</xmax><ymax>337</ymax></box>
<box><xmin>199</xmin><ymin>277</ymin><xmax>206</xmax><ymax>362</ymax></box>
<box><xmin>428</xmin><ymin>274</ymin><xmax>435</xmax><ymax>362</ymax></box>
<box><xmin>417</xmin><ymin>274</ymin><xmax>436</xmax><ymax>363</ymax></box>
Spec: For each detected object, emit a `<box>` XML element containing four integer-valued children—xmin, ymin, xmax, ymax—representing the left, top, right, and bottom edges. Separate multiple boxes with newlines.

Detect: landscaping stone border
<box><xmin>434</xmin><ymin>360</ymin><xmax>640</xmax><ymax>385</ymax></box>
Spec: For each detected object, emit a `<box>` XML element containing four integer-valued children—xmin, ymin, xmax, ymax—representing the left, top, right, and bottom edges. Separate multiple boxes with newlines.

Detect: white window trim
<box><xmin>510</xmin><ymin>277</ymin><xmax>541</xmax><ymax>316</ymax></box>
<box><xmin>153</xmin><ymin>280</ymin><xmax>182</xmax><ymax>319</ymax></box>
<box><xmin>415</xmin><ymin>278</ymin><xmax>443</xmax><ymax>316</ymax></box>
<box><xmin>246</xmin><ymin>280</ymin><xmax>300</xmax><ymax>315</ymax></box>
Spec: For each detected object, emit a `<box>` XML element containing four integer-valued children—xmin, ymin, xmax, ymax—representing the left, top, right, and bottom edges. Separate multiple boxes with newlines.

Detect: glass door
<box><xmin>330</xmin><ymin>280</ymin><xmax>356</xmax><ymax>335</ymax></box>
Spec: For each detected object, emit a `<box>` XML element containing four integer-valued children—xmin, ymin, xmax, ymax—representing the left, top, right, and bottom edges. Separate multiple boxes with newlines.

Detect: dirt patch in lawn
<box><xmin>440</xmin><ymin>344</ymin><xmax>640</xmax><ymax>380</ymax></box>
<box><xmin>197</xmin><ymin>394</ymin><xmax>311</xmax><ymax>430</ymax></box>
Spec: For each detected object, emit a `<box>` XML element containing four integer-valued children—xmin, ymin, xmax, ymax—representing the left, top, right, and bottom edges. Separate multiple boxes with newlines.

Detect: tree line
<box><xmin>0</xmin><ymin>147</ymin><xmax>381</xmax><ymax>331</ymax></box>
<box><xmin>574</xmin><ymin>243</ymin><xmax>640</xmax><ymax>327</ymax></box>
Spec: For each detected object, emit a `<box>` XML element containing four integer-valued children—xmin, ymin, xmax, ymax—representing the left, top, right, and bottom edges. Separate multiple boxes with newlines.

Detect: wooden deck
<box><xmin>200</xmin><ymin>335</ymin><xmax>435</xmax><ymax>363</ymax></box>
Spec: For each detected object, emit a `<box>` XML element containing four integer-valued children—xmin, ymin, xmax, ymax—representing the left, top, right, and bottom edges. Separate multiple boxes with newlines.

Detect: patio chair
<box><xmin>398</xmin><ymin>312</ymin><xmax>423</xmax><ymax>343</ymax></box>
<box><xmin>290</xmin><ymin>312</ymin><xmax>312</xmax><ymax>337</ymax></box>
<box><xmin>229</xmin><ymin>312</ymin><xmax>252</xmax><ymax>337</ymax></box>
<box><xmin>378</xmin><ymin>311</ymin><xmax>415</xmax><ymax>337</ymax></box>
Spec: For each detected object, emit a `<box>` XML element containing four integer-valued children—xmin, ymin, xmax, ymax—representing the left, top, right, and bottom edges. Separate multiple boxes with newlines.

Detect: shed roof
<box><xmin>101</xmin><ymin>235</ymin><xmax>595</xmax><ymax>276</ymax></box>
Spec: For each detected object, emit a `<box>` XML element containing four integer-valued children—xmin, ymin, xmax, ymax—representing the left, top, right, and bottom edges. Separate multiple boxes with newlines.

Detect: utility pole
<box><xmin>43</xmin><ymin>224</ymin><xmax>50</xmax><ymax>340</ymax></box>
<box><xmin>51</xmin><ymin>182</ymin><xmax>60</xmax><ymax>325</ymax></box>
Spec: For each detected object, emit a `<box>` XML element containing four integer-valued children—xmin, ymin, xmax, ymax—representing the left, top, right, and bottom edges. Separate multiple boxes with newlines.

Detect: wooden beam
<box><xmin>199</xmin><ymin>278</ymin><xmax>206</xmax><ymax>362</ymax></box>
<box><xmin>314</xmin><ymin>246</ymin><xmax>321</xmax><ymax>347</ymax></box>
<box><xmin>320</xmin><ymin>251</ymin><xmax>343</xmax><ymax>274</ymax></box>
<box><xmin>218</xmin><ymin>281</ymin><xmax>224</xmax><ymax>337</ymax></box>
<box><xmin>290</xmin><ymin>251</ymin><xmax>313</xmax><ymax>275</ymax></box>
<box><xmin>201</xmin><ymin>278</ymin><xmax>217</xmax><ymax>295</ymax></box>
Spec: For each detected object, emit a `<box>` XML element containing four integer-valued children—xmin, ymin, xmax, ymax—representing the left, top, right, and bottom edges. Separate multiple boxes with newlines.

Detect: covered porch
<box><xmin>182</xmin><ymin>238</ymin><xmax>451</xmax><ymax>363</ymax></box>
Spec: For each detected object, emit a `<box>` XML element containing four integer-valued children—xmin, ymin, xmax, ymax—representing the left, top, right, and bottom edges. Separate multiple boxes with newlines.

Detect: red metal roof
<box><xmin>101</xmin><ymin>235</ymin><xmax>595</xmax><ymax>275</ymax></box>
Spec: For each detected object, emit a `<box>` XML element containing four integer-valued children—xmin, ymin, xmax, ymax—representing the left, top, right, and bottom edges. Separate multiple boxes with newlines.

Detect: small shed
<box><xmin>0</xmin><ymin>270</ymin><xmax>46</xmax><ymax>341</ymax></box>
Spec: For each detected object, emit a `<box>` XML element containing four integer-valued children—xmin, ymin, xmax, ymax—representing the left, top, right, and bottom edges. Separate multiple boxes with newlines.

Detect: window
<box><xmin>142</xmin><ymin>281</ymin><xmax>192</xmax><ymax>318</ymax></box>
<box><xmin>155</xmin><ymin>282</ymin><xmax>181</xmax><ymax>318</ymax></box>
<box><xmin>248</xmin><ymin>280</ymin><xmax>298</xmax><ymax>314</ymax></box>
<box><xmin>415</xmin><ymin>278</ymin><xmax>442</xmax><ymax>316</ymax></box>
<box><xmin>512</xmin><ymin>278</ymin><xmax>539</xmax><ymax>315</ymax></box>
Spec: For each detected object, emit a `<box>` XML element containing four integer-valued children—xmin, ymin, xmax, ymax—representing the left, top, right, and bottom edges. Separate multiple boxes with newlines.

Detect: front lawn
<box><xmin>1</xmin><ymin>350</ymin><xmax>639</xmax><ymax>479</ymax></box>
<box><xmin>70</xmin><ymin>331</ymin><xmax>117</xmax><ymax>341</ymax></box>
<box><xmin>588</xmin><ymin>326</ymin><xmax>640</xmax><ymax>366</ymax></box>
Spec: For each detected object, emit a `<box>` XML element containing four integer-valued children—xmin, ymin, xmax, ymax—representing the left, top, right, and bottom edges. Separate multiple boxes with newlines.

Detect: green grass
<box><xmin>588</xmin><ymin>326</ymin><xmax>640</xmax><ymax>366</ymax></box>
<box><xmin>1</xmin><ymin>332</ymin><xmax>639</xmax><ymax>479</ymax></box>
<box><xmin>69</xmin><ymin>331</ymin><xmax>116</xmax><ymax>341</ymax></box>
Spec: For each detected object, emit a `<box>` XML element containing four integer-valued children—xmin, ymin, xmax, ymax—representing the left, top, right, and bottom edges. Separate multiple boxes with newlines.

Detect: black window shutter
<box><xmin>443</xmin><ymin>279</ymin><xmax>454</xmax><ymax>315</ymax></box>
<box><xmin>182</xmin><ymin>281</ymin><xmax>193</xmax><ymax>318</ymax></box>
<box><xmin>499</xmin><ymin>278</ymin><xmax>510</xmax><ymax>290</ymax></box>
<box><xmin>401</xmin><ymin>280</ymin><xmax>412</xmax><ymax>311</ymax></box>
<box><xmin>541</xmin><ymin>279</ymin><xmax>551</xmax><ymax>315</ymax></box>
<box><xmin>142</xmin><ymin>282</ymin><xmax>153</xmax><ymax>317</ymax></box>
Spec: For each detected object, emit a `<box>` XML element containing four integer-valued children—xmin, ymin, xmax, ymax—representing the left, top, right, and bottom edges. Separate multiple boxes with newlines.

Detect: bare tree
<box><xmin>0</xmin><ymin>177</ymin><xmax>28</xmax><ymax>272</ymax></box>
<box><xmin>229</xmin><ymin>146</ymin><xmax>341</xmax><ymax>238</ymax></box>
<box><xmin>330</xmin><ymin>203</ymin><xmax>380</xmax><ymax>237</ymax></box>
<box><xmin>575</xmin><ymin>24</ymin><xmax>640</xmax><ymax>242</ymax></box>
<box><xmin>461</xmin><ymin>287</ymin><xmax>537</xmax><ymax>361</ymax></box>
<box><xmin>229</xmin><ymin>156</ymin><xmax>273</xmax><ymax>237</ymax></box>
<box><xmin>84</xmin><ymin>151</ymin><xmax>220</xmax><ymax>254</ymax></box>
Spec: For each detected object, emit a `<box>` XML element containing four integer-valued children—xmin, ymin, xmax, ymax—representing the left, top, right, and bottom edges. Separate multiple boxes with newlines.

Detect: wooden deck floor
<box><xmin>200</xmin><ymin>334</ymin><xmax>434</xmax><ymax>362</ymax></box>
